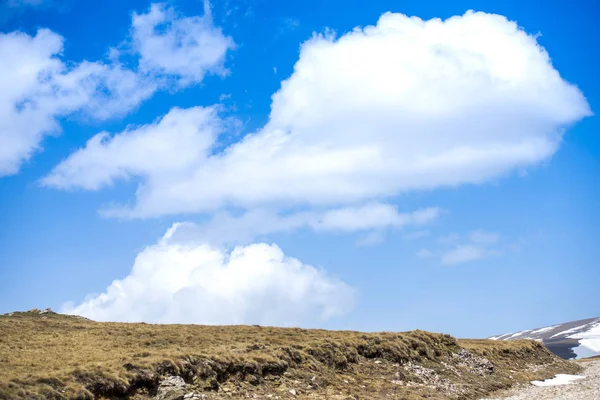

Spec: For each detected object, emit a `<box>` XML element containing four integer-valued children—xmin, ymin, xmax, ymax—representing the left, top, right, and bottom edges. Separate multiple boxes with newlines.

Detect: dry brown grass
<box><xmin>0</xmin><ymin>311</ymin><xmax>581</xmax><ymax>400</ymax></box>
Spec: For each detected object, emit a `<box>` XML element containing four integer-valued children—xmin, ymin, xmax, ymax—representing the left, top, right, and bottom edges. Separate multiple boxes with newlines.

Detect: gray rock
<box><xmin>156</xmin><ymin>376</ymin><xmax>186</xmax><ymax>400</ymax></box>
<box><xmin>452</xmin><ymin>349</ymin><xmax>494</xmax><ymax>376</ymax></box>
<box><xmin>183</xmin><ymin>393</ymin><xmax>209</xmax><ymax>400</ymax></box>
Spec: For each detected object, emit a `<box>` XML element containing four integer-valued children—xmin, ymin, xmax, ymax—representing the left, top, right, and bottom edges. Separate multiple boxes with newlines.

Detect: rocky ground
<box><xmin>482</xmin><ymin>360</ymin><xmax>600</xmax><ymax>400</ymax></box>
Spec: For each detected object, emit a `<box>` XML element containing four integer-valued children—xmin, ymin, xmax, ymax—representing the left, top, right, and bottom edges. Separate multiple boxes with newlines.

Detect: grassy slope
<box><xmin>0</xmin><ymin>311</ymin><xmax>581</xmax><ymax>400</ymax></box>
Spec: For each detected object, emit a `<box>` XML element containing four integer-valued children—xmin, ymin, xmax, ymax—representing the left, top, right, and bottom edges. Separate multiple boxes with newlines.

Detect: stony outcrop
<box><xmin>156</xmin><ymin>376</ymin><xmax>186</xmax><ymax>400</ymax></box>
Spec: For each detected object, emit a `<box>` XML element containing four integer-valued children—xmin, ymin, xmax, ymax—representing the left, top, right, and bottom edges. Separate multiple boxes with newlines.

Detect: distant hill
<box><xmin>0</xmin><ymin>310</ymin><xmax>581</xmax><ymax>400</ymax></box>
<box><xmin>489</xmin><ymin>317</ymin><xmax>600</xmax><ymax>360</ymax></box>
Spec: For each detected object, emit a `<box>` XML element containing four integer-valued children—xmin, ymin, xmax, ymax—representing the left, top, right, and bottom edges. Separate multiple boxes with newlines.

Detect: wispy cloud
<box><xmin>419</xmin><ymin>230</ymin><xmax>503</xmax><ymax>266</ymax></box>
<box><xmin>112</xmin><ymin>201</ymin><xmax>442</xmax><ymax>246</ymax></box>
<box><xmin>441</xmin><ymin>245</ymin><xmax>488</xmax><ymax>265</ymax></box>
<box><xmin>276</xmin><ymin>17</ymin><xmax>300</xmax><ymax>37</ymax></box>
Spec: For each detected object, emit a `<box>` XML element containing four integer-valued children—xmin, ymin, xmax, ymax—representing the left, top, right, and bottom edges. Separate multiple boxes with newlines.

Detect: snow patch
<box><xmin>489</xmin><ymin>332</ymin><xmax>515</xmax><ymax>340</ymax></box>
<box><xmin>550</xmin><ymin>323</ymin><xmax>591</xmax><ymax>338</ymax></box>
<box><xmin>508</xmin><ymin>330</ymin><xmax>531</xmax><ymax>339</ymax></box>
<box><xmin>568</xmin><ymin>322</ymin><xmax>600</xmax><ymax>359</ymax></box>
<box><xmin>494</xmin><ymin>333</ymin><xmax>514</xmax><ymax>340</ymax></box>
<box><xmin>572</xmin><ymin>339</ymin><xmax>600</xmax><ymax>359</ymax></box>
<box><xmin>530</xmin><ymin>325</ymin><xmax>559</xmax><ymax>335</ymax></box>
<box><xmin>568</xmin><ymin>322</ymin><xmax>600</xmax><ymax>340</ymax></box>
<box><xmin>531</xmin><ymin>374</ymin><xmax>585</xmax><ymax>387</ymax></box>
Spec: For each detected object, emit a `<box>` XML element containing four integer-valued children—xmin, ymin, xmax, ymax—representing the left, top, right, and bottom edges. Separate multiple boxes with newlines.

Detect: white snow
<box><xmin>495</xmin><ymin>333</ymin><xmax>515</xmax><ymax>340</ymax></box>
<box><xmin>508</xmin><ymin>330</ymin><xmax>531</xmax><ymax>339</ymax></box>
<box><xmin>550</xmin><ymin>323</ymin><xmax>590</xmax><ymax>338</ymax></box>
<box><xmin>490</xmin><ymin>325</ymin><xmax>564</xmax><ymax>341</ymax></box>
<box><xmin>489</xmin><ymin>332</ymin><xmax>514</xmax><ymax>340</ymax></box>
<box><xmin>489</xmin><ymin>319</ymin><xmax>600</xmax><ymax>361</ymax></box>
<box><xmin>531</xmin><ymin>374</ymin><xmax>586</xmax><ymax>387</ymax></box>
<box><xmin>530</xmin><ymin>325</ymin><xmax>559</xmax><ymax>335</ymax></box>
<box><xmin>568</xmin><ymin>322</ymin><xmax>600</xmax><ymax>359</ymax></box>
<box><xmin>572</xmin><ymin>340</ymin><xmax>600</xmax><ymax>359</ymax></box>
<box><xmin>568</xmin><ymin>322</ymin><xmax>600</xmax><ymax>340</ymax></box>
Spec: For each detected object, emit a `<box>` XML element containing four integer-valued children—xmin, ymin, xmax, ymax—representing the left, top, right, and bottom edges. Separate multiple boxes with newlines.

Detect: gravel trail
<box><xmin>483</xmin><ymin>360</ymin><xmax>600</xmax><ymax>399</ymax></box>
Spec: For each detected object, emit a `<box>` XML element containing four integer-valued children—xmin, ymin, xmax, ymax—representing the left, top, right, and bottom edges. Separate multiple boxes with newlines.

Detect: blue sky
<box><xmin>0</xmin><ymin>0</ymin><xmax>598</xmax><ymax>338</ymax></box>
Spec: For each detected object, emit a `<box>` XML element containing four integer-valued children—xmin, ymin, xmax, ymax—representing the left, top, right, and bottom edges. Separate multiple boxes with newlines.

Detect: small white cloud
<box><xmin>436</xmin><ymin>229</ymin><xmax>502</xmax><ymax>265</ymax></box>
<box><xmin>62</xmin><ymin>224</ymin><xmax>355</xmax><ymax>326</ymax></box>
<box><xmin>131</xmin><ymin>3</ymin><xmax>234</xmax><ymax>86</ymax></box>
<box><xmin>441</xmin><ymin>244</ymin><xmax>487</xmax><ymax>265</ymax></box>
<box><xmin>312</xmin><ymin>204</ymin><xmax>441</xmax><ymax>232</ymax></box>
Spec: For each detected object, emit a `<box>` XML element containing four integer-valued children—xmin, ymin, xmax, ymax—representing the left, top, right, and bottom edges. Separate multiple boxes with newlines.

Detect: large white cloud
<box><xmin>45</xmin><ymin>11</ymin><xmax>590</xmax><ymax>218</ymax></box>
<box><xmin>62</xmin><ymin>224</ymin><xmax>355</xmax><ymax>325</ymax></box>
<box><xmin>0</xmin><ymin>3</ymin><xmax>233</xmax><ymax>177</ymax></box>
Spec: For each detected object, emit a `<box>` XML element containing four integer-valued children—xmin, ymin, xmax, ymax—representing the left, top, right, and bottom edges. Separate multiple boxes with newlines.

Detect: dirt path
<box><xmin>483</xmin><ymin>360</ymin><xmax>600</xmax><ymax>399</ymax></box>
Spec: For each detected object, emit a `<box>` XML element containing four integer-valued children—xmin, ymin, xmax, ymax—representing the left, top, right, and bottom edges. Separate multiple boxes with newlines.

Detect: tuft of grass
<box><xmin>0</xmin><ymin>311</ymin><xmax>581</xmax><ymax>399</ymax></box>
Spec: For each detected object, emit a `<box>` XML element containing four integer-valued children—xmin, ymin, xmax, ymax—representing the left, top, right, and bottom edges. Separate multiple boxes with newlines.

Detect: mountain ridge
<box><xmin>489</xmin><ymin>317</ymin><xmax>600</xmax><ymax>360</ymax></box>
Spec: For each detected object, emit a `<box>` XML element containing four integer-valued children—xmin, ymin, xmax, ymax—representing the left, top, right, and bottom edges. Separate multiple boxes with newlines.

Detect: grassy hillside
<box><xmin>0</xmin><ymin>310</ymin><xmax>581</xmax><ymax>400</ymax></box>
